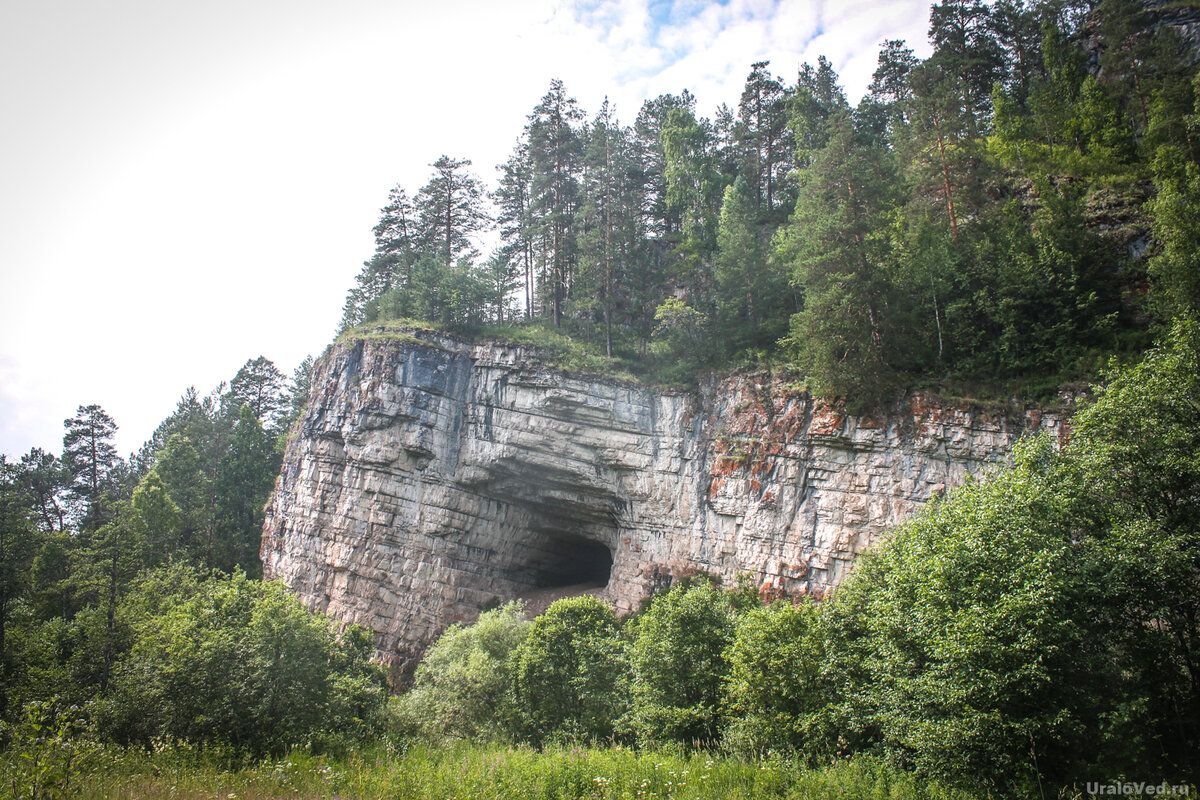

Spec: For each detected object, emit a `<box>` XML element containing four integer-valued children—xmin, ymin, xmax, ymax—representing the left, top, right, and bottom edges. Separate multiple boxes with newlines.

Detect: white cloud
<box><xmin>0</xmin><ymin>0</ymin><xmax>933</xmax><ymax>457</ymax></box>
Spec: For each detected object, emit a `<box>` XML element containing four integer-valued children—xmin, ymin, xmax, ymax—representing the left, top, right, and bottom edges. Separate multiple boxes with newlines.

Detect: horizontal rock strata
<box><xmin>261</xmin><ymin>331</ymin><xmax>1065</xmax><ymax>675</ymax></box>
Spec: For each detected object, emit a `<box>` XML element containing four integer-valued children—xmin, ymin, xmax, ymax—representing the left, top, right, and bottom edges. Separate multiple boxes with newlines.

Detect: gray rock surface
<box><xmin>261</xmin><ymin>330</ymin><xmax>1066</xmax><ymax>676</ymax></box>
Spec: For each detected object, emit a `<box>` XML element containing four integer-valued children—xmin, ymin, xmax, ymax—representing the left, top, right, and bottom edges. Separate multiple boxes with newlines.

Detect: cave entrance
<box><xmin>528</xmin><ymin>531</ymin><xmax>614</xmax><ymax>590</ymax></box>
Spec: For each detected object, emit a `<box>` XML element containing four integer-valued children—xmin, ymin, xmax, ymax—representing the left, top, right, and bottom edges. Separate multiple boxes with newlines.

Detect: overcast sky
<box><xmin>0</xmin><ymin>0</ymin><xmax>933</xmax><ymax>458</ymax></box>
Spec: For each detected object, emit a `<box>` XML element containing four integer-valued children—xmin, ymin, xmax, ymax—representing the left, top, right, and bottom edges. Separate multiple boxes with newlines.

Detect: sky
<box><xmin>0</xmin><ymin>0</ymin><xmax>933</xmax><ymax>458</ymax></box>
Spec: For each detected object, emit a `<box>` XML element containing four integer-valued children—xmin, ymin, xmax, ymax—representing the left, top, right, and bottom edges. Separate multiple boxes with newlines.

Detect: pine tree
<box><xmin>577</xmin><ymin>99</ymin><xmax>640</xmax><ymax>355</ymax></box>
<box><xmin>283</xmin><ymin>356</ymin><xmax>313</xmax><ymax>430</ymax></box>
<box><xmin>777</xmin><ymin>110</ymin><xmax>909</xmax><ymax>404</ymax></box>
<box><xmin>867</xmin><ymin>40</ymin><xmax>919</xmax><ymax>144</ymax></box>
<box><xmin>926</xmin><ymin>0</ymin><xmax>1004</xmax><ymax>135</ymax></box>
<box><xmin>715</xmin><ymin>176</ymin><xmax>776</xmax><ymax>351</ymax></box>
<box><xmin>130</xmin><ymin>468</ymin><xmax>181</xmax><ymax>567</ymax></box>
<box><xmin>527</xmin><ymin>80</ymin><xmax>584</xmax><ymax>327</ymax></box>
<box><xmin>495</xmin><ymin>141</ymin><xmax>537</xmax><ymax>319</ymax></box>
<box><xmin>226</xmin><ymin>357</ymin><xmax>287</xmax><ymax>432</ymax></box>
<box><xmin>661</xmin><ymin>106</ymin><xmax>723</xmax><ymax>308</ymax></box>
<box><xmin>414</xmin><ymin>156</ymin><xmax>489</xmax><ymax>270</ymax></box>
<box><xmin>214</xmin><ymin>405</ymin><xmax>278</xmax><ymax>576</ymax></box>
<box><xmin>0</xmin><ymin>458</ymin><xmax>39</xmax><ymax>712</ymax></box>
<box><xmin>340</xmin><ymin>187</ymin><xmax>417</xmax><ymax>330</ymax></box>
<box><xmin>15</xmin><ymin>448</ymin><xmax>67</xmax><ymax>532</ymax></box>
<box><xmin>790</xmin><ymin>57</ymin><xmax>847</xmax><ymax>171</ymax></box>
<box><xmin>62</xmin><ymin>404</ymin><xmax>121</xmax><ymax>531</ymax></box>
<box><xmin>633</xmin><ymin>93</ymin><xmax>693</xmax><ymax>241</ymax></box>
<box><xmin>481</xmin><ymin>251</ymin><xmax>519</xmax><ymax>324</ymax></box>
<box><xmin>154</xmin><ymin>433</ymin><xmax>214</xmax><ymax>566</ymax></box>
<box><xmin>735</xmin><ymin>61</ymin><xmax>793</xmax><ymax>213</ymax></box>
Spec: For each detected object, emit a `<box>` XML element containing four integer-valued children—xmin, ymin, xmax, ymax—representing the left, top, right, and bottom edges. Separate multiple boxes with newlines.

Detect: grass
<box><xmin>336</xmin><ymin>318</ymin><xmax>446</xmax><ymax>347</ymax></box>
<box><xmin>468</xmin><ymin>322</ymin><xmax>643</xmax><ymax>384</ymax></box>
<box><xmin>63</xmin><ymin>742</ymin><xmax>982</xmax><ymax>800</ymax></box>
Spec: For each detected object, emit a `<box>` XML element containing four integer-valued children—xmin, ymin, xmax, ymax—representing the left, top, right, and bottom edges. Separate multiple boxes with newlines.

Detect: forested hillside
<box><xmin>341</xmin><ymin>0</ymin><xmax>1199</xmax><ymax>402</ymax></box>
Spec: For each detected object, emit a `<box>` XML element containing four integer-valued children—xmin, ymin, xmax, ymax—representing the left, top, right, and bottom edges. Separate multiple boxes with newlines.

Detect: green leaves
<box><xmin>510</xmin><ymin>596</ymin><xmax>627</xmax><ymax>745</ymax></box>
<box><xmin>817</xmin><ymin>322</ymin><xmax>1200</xmax><ymax>790</ymax></box>
<box><xmin>396</xmin><ymin>602</ymin><xmax>530</xmax><ymax>742</ymax></box>
<box><xmin>627</xmin><ymin>581</ymin><xmax>735</xmax><ymax>747</ymax></box>
<box><xmin>100</xmin><ymin>569</ymin><xmax>386</xmax><ymax>755</ymax></box>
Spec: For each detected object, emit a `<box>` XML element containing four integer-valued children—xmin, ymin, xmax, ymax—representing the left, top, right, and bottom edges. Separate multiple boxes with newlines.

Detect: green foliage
<box><xmin>1058</xmin><ymin>317</ymin><xmax>1200</xmax><ymax>773</ymax></box>
<box><xmin>60</xmin><ymin>405</ymin><xmax>120</xmax><ymax>531</ymax></box>
<box><xmin>97</xmin><ymin>568</ymin><xmax>386</xmax><ymax>756</ymax></box>
<box><xmin>0</xmin><ymin>461</ymin><xmax>41</xmax><ymax>716</ymax></box>
<box><xmin>819</xmin><ymin>438</ymin><xmax>1108</xmax><ymax>792</ymax></box>
<box><xmin>721</xmin><ymin>601</ymin><xmax>823</xmax><ymax>758</ymax></box>
<box><xmin>393</xmin><ymin>602</ymin><xmax>529</xmax><ymax>742</ymax></box>
<box><xmin>1147</xmin><ymin>144</ymin><xmax>1200</xmax><ymax>318</ymax></box>
<box><xmin>213</xmin><ymin>405</ymin><xmax>278</xmax><ymax>576</ymax></box>
<box><xmin>321</xmin><ymin>4</ymin><xmax>1197</xmax><ymax>408</ymax></box>
<box><xmin>154</xmin><ymin>432</ymin><xmax>214</xmax><ymax>564</ymax></box>
<box><xmin>510</xmin><ymin>596</ymin><xmax>629</xmax><ymax>745</ymax></box>
<box><xmin>649</xmin><ymin>298</ymin><xmax>712</xmax><ymax>383</ymax></box>
<box><xmin>715</xmin><ymin>176</ymin><xmax>791</xmax><ymax>353</ymax></box>
<box><xmin>0</xmin><ymin>700</ymin><xmax>96</xmax><ymax>800</ymax></box>
<box><xmin>777</xmin><ymin>110</ymin><xmax>911</xmax><ymax>407</ymax></box>
<box><xmin>226</xmin><ymin>356</ymin><xmax>288</xmax><ymax>433</ymax></box>
<box><xmin>626</xmin><ymin>582</ymin><xmax>736</xmax><ymax>747</ymax></box>
<box><xmin>129</xmin><ymin>469</ymin><xmax>181</xmax><ymax>567</ymax></box>
<box><xmin>817</xmin><ymin>321</ymin><xmax>1200</xmax><ymax>791</ymax></box>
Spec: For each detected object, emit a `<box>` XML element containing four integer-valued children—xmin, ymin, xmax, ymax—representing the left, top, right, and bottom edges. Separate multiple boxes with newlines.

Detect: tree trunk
<box><xmin>933</xmin><ymin>116</ymin><xmax>960</xmax><ymax>241</ymax></box>
<box><xmin>100</xmin><ymin>542</ymin><xmax>118</xmax><ymax>692</ymax></box>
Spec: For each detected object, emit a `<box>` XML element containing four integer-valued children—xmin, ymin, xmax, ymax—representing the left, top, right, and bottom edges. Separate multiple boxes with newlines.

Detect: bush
<box><xmin>721</xmin><ymin>600</ymin><xmax>824</xmax><ymax>758</ymax></box>
<box><xmin>0</xmin><ymin>699</ymin><xmax>97</xmax><ymax>800</ymax></box>
<box><xmin>97</xmin><ymin>569</ymin><xmax>386</xmax><ymax>755</ymax></box>
<box><xmin>393</xmin><ymin>602</ymin><xmax>529</xmax><ymax>741</ymax></box>
<box><xmin>625</xmin><ymin>581</ymin><xmax>735</xmax><ymax>746</ymax></box>
<box><xmin>814</xmin><ymin>320</ymin><xmax>1200</xmax><ymax>791</ymax></box>
<box><xmin>510</xmin><ymin>596</ymin><xmax>629</xmax><ymax>745</ymax></box>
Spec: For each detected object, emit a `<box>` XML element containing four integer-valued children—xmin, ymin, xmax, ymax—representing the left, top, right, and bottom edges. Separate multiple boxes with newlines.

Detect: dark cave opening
<box><xmin>528</xmin><ymin>531</ymin><xmax>614</xmax><ymax>590</ymax></box>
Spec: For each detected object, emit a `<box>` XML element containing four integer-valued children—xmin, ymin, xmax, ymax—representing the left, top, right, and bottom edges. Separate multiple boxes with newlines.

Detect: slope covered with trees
<box><xmin>339</xmin><ymin>0</ymin><xmax>1200</xmax><ymax>406</ymax></box>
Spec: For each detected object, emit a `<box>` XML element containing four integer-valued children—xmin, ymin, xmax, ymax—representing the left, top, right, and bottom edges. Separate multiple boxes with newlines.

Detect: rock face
<box><xmin>261</xmin><ymin>330</ymin><xmax>1066</xmax><ymax>675</ymax></box>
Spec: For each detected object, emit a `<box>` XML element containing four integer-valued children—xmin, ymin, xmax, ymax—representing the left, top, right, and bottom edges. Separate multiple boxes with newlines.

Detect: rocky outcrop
<box><xmin>261</xmin><ymin>330</ymin><xmax>1066</xmax><ymax>676</ymax></box>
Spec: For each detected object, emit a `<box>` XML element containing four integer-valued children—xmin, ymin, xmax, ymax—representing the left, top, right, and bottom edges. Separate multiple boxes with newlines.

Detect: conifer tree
<box><xmin>130</xmin><ymin>468</ymin><xmax>181</xmax><ymax>567</ymax></box>
<box><xmin>62</xmin><ymin>405</ymin><xmax>121</xmax><ymax>531</ymax></box>
<box><xmin>715</xmin><ymin>176</ymin><xmax>784</xmax><ymax>352</ymax></box>
<box><xmin>662</xmin><ymin>106</ymin><xmax>723</xmax><ymax>307</ymax></box>
<box><xmin>414</xmin><ymin>156</ymin><xmax>489</xmax><ymax>270</ymax></box>
<box><xmin>284</xmin><ymin>356</ymin><xmax>313</xmax><ymax>429</ymax></box>
<box><xmin>226</xmin><ymin>357</ymin><xmax>287</xmax><ymax>432</ymax></box>
<box><xmin>15</xmin><ymin>448</ymin><xmax>67</xmax><ymax>533</ymax></box>
<box><xmin>777</xmin><ymin>110</ymin><xmax>908</xmax><ymax>404</ymax></box>
<box><xmin>735</xmin><ymin>61</ymin><xmax>792</xmax><ymax>213</ymax></box>
<box><xmin>527</xmin><ymin>80</ymin><xmax>584</xmax><ymax>327</ymax></box>
<box><xmin>214</xmin><ymin>405</ymin><xmax>278</xmax><ymax>576</ymax></box>
<box><xmin>494</xmin><ymin>142</ymin><xmax>536</xmax><ymax>319</ymax></box>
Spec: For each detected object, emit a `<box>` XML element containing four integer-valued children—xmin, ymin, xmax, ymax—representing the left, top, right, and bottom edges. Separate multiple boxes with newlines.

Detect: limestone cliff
<box><xmin>261</xmin><ymin>329</ymin><xmax>1066</xmax><ymax>675</ymax></box>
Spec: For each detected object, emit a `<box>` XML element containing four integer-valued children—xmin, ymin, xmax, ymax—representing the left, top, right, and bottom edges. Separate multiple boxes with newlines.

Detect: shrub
<box><xmin>97</xmin><ymin>569</ymin><xmax>386</xmax><ymax>755</ymax></box>
<box><xmin>721</xmin><ymin>600</ymin><xmax>824</xmax><ymax>758</ymax></box>
<box><xmin>814</xmin><ymin>321</ymin><xmax>1200</xmax><ymax>791</ymax></box>
<box><xmin>393</xmin><ymin>602</ymin><xmax>529</xmax><ymax>741</ymax></box>
<box><xmin>510</xmin><ymin>596</ymin><xmax>629</xmax><ymax>745</ymax></box>
<box><xmin>626</xmin><ymin>581</ymin><xmax>735</xmax><ymax>746</ymax></box>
